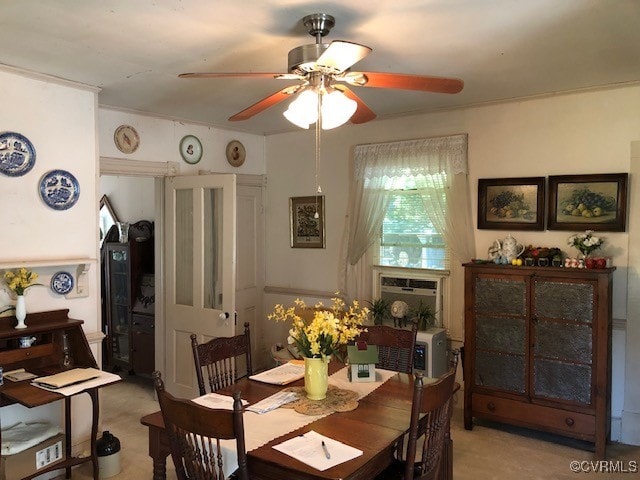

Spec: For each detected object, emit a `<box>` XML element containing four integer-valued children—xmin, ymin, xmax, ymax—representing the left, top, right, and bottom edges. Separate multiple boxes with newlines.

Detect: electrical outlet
<box><xmin>36</xmin><ymin>440</ymin><xmax>63</xmax><ymax>469</ymax></box>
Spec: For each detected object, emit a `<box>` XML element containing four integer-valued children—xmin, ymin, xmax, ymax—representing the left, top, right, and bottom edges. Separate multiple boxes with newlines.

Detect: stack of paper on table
<box><xmin>246</xmin><ymin>390</ymin><xmax>299</xmax><ymax>414</ymax></box>
<box><xmin>273</xmin><ymin>430</ymin><xmax>363</xmax><ymax>471</ymax></box>
<box><xmin>248</xmin><ymin>362</ymin><xmax>305</xmax><ymax>385</ymax></box>
<box><xmin>192</xmin><ymin>392</ymin><xmax>248</xmax><ymax>410</ymax></box>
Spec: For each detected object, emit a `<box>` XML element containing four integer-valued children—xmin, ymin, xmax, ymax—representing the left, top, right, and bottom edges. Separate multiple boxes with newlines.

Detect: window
<box><xmin>379</xmin><ymin>189</ymin><xmax>449</xmax><ymax>270</ymax></box>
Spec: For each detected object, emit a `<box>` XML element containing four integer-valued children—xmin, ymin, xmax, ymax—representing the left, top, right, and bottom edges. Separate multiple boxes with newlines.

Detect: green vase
<box><xmin>304</xmin><ymin>356</ymin><xmax>329</xmax><ymax>400</ymax></box>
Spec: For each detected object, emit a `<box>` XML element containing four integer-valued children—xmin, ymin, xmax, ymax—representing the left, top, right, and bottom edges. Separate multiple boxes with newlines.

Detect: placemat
<box><xmin>281</xmin><ymin>385</ymin><xmax>359</xmax><ymax>415</ymax></box>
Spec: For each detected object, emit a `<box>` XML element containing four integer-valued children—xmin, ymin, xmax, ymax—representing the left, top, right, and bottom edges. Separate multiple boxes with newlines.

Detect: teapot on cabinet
<box><xmin>493</xmin><ymin>234</ymin><xmax>525</xmax><ymax>263</ymax></box>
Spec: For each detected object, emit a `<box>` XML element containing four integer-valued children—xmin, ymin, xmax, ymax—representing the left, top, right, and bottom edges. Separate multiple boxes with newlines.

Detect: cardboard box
<box><xmin>1</xmin><ymin>433</ymin><xmax>65</xmax><ymax>480</ymax></box>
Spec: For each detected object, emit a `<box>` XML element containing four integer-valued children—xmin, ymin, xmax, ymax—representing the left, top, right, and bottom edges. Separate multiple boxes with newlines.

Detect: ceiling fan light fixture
<box><xmin>283</xmin><ymin>88</ymin><xmax>356</xmax><ymax>130</ymax></box>
<box><xmin>320</xmin><ymin>90</ymin><xmax>357</xmax><ymax>129</ymax></box>
<box><xmin>283</xmin><ymin>89</ymin><xmax>318</xmax><ymax>128</ymax></box>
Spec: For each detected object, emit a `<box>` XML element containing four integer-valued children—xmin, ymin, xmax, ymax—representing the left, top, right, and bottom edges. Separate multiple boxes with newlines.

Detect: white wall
<box><xmin>100</xmin><ymin>175</ymin><xmax>156</xmax><ymax>223</ymax></box>
<box><xmin>265</xmin><ymin>84</ymin><xmax>640</xmax><ymax>443</ymax></box>
<box><xmin>0</xmin><ymin>66</ymin><xmax>100</xmax><ymax>466</ymax></box>
<box><xmin>99</xmin><ymin>108</ymin><xmax>266</xmax><ymax>175</ymax></box>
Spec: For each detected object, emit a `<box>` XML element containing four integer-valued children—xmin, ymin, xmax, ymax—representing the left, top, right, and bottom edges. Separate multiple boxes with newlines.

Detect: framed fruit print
<box><xmin>477</xmin><ymin>177</ymin><xmax>545</xmax><ymax>230</ymax></box>
<box><xmin>547</xmin><ymin>173</ymin><xmax>628</xmax><ymax>231</ymax></box>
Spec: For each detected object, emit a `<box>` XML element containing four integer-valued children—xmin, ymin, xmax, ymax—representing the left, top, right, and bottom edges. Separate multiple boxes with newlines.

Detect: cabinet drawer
<box><xmin>472</xmin><ymin>393</ymin><xmax>596</xmax><ymax>440</ymax></box>
<box><xmin>131</xmin><ymin>315</ymin><xmax>154</xmax><ymax>333</ymax></box>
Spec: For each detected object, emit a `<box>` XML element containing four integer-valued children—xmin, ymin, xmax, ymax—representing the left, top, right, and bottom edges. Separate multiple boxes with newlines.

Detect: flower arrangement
<box><xmin>268</xmin><ymin>296</ymin><xmax>369</xmax><ymax>358</ymax></box>
<box><xmin>567</xmin><ymin>230</ymin><xmax>604</xmax><ymax>256</ymax></box>
<box><xmin>3</xmin><ymin>268</ymin><xmax>40</xmax><ymax>296</ymax></box>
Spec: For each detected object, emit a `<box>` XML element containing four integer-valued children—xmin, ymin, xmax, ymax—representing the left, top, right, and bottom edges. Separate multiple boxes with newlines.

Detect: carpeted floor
<box><xmin>68</xmin><ymin>374</ymin><xmax>639</xmax><ymax>480</ymax></box>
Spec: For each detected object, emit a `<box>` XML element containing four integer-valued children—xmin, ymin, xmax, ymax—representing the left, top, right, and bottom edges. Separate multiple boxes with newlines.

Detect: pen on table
<box><xmin>321</xmin><ymin>440</ymin><xmax>331</xmax><ymax>459</ymax></box>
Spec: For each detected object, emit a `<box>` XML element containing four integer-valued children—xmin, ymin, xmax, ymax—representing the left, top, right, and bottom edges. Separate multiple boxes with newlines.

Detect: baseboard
<box><xmin>621</xmin><ymin>410</ymin><xmax>640</xmax><ymax>445</ymax></box>
<box><xmin>610</xmin><ymin>415</ymin><xmax>622</xmax><ymax>442</ymax></box>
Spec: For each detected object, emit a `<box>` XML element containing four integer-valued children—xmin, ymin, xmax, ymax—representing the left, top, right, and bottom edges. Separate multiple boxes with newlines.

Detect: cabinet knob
<box><xmin>487</xmin><ymin>402</ymin><xmax>496</xmax><ymax>412</ymax></box>
<box><xmin>565</xmin><ymin>417</ymin><xmax>575</xmax><ymax>426</ymax></box>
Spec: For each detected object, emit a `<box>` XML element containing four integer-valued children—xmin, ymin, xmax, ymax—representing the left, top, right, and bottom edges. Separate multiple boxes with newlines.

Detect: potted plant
<box><xmin>366</xmin><ymin>298</ymin><xmax>389</xmax><ymax>325</ymax></box>
<box><xmin>413</xmin><ymin>300</ymin><xmax>436</xmax><ymax>331</ymax></box>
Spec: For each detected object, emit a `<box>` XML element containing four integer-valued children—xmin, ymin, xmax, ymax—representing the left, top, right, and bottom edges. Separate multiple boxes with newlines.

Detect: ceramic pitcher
<box><xmin>497</xmin><ymin>234</ymin><xmax>525</xmax><ymax>262</ymax></box>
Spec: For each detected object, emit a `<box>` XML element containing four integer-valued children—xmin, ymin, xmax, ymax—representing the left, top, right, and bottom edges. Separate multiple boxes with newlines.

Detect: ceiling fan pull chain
<box><xmin>314</xmin><ymin>89</ymin><xmax>322</xmax><ymax>218</ymax></box>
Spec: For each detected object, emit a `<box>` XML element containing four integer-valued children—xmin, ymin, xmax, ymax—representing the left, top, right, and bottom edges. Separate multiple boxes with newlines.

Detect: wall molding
<box><xmin>264</xmin><ymin>285</ymin><xmax>341</xmax><ymax>300</ymax></box>
<box><xmin>100</xmin><ymin>157</ymin><xmax>179</xmax><ymax>177</ymax></box>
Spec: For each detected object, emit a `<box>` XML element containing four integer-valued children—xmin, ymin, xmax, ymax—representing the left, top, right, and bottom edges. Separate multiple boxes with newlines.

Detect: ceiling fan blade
<box><xmin>316</xmin><ymin>41</ymin><xmax>372</xmax><ymax>73</ymax></box>
<box><xmin>228</xmin><ymin>86</ymin><xmax>301</xmax><ymax>121</ymax></box>
<box><xmin>343</xmin><ymin>71</ymin><xmax>464</xmax><ymax>94</ymax></box>
<box><xmin>179</xmin><ymin>72</ymin><xmax>288</xmax><ymax>79</ymax></box>
<box><xmin>334</xmin><ymin>85</ymin><xmax>377</xmax><ymax>124</ymax></box>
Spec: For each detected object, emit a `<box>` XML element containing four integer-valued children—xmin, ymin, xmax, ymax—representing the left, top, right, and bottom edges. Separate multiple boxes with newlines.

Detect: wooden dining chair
<box><xmin>378</xmin><ymin>365</ymin><xmax>457</xmax><ymax>480</ymax></box>
<box><xmin>152</xmin><ymin>371</ymin><xmax>249</xmax><ymax>480</ymax></box>
<box><xmin>191</xmin><ymin>322</ymin><xmax>252</xmax><ymax>395</ymax></box>
<box><xmin>355</xmin><ymin>320</ymin><xmax>418</xmax><ymax>373</ymax></box>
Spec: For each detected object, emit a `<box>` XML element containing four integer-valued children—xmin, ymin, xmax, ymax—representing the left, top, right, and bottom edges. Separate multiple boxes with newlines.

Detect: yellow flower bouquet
<box><xmin>3</xmin><ymin>268</ymin><xmax>40</xmax><ymax>296</ymax></box>
<box><xmin>268</xmin><ymin>296</ymin><xmax>369</xmax><ymax>359</ymax></box>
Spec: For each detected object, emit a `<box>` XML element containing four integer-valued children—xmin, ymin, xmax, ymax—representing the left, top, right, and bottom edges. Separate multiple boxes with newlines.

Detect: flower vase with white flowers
<box><xmin>567</xmin><ymin>230</ymin><xmax>604</xmax><ymax>258</ymax></box>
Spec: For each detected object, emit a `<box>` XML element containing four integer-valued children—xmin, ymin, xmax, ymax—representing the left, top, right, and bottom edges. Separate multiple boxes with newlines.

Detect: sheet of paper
<box><xmin>272</xmin><ymin>430</ymin><xmax>363</xmax><ymax>471</ymax></box>
<box><xmin>249</xmin><ymin>362</ymin><xmax>305</xmax><ymax>385</ymax></box>
<box><xmin>246</xmin><ymin>390</ymin><xmax>299</xmax><ymax>414</ymax></box>
<box><xmin>192</xmin><ymin>392</ymin><xmax>248</xmax><ymax>410</ymax></box>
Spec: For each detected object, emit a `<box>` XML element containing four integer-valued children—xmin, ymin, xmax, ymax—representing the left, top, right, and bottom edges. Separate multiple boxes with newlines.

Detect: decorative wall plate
<box><xmin>39</xmin><ymin>169</ymin><xmax>80</xmax><ymax>210</ymax></box>
<box><xmin>114</xmin><ymin>125</ymin><xmax>140</xmax><ymax>154</ymax></box>
<box><xmin>225</xmin><ymin>140</ymin><xmax>246</xmax><ymax>167</ymax></box>
<box><xmin>0</xmin><ymin>131</ymin><xmax>36</xmax><ymax>177</ymax></box>
<box><xmin>179</xmin><ymin>135</ymin><xmax>203</xmax><ymax>164</ymax></box>
<box><xmin>51</xmin><ymin>271</ymin><xmax>74</xmax><ymax>295</ymax></box>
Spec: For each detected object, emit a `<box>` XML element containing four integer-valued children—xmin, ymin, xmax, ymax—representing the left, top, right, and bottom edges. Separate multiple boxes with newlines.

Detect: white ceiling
<box><xmin>2</xmin><ymin>0</ymin><xmax>639</xmax><ymax>135</ymax></box>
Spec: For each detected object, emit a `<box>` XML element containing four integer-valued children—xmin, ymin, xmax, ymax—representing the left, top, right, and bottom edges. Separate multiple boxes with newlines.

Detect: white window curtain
<box><xmin>339</xmin><ymin>134</ymin><xmax>475</xmax><ymax>302</ymax></box>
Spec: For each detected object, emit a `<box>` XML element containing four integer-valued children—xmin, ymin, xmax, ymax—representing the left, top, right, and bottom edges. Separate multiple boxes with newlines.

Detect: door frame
<box><xmin>99</xmin><ymin>157</ymin><xmax>265</xmax><ymax>379</ymax></box>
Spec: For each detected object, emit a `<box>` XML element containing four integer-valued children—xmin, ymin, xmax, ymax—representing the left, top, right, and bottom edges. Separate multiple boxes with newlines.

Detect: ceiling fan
<box><xmin>179</xmin><ymin>13</ymin><xmax>464</xmax><ymax>127</ymax></box>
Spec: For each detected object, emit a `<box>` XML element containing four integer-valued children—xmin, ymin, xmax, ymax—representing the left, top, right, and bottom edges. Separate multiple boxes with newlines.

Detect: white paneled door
<box><xmin>164</xmin><ymin>174</ymin><xmax>236</xmax><ymax>398</ymax></box>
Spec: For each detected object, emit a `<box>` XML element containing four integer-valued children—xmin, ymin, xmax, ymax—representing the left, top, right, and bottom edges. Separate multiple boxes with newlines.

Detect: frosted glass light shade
<box><xmin>283</xmin><ymin>90</ymin><xmax>318</xmax><ymax>129</ymax></box>
<box><xmin>283</xmin><ymin>89</ymin><xmax>356</xmax><ymax>129</ymax></box>
<box><xmin>320</xmin><ymin>90</ymin><xmax>357</xmax><ymax>129</ymax></box>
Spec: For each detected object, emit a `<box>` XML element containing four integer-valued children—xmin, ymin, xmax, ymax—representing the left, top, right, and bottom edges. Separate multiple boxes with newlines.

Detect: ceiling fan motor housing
<box><xmin>288</xmin><ymin>43</ymin><xmax>330</xmax><ymax>74</ymax></box>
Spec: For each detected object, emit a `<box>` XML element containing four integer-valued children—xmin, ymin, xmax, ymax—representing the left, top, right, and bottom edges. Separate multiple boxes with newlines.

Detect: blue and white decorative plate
<box><xmin>0</xmin><ymin>131</ymin><xmax>36</xmax><ymax>177</ymax></box>
<box><xmin>39</xmin><ymin>169</ymin><xmax>80</xmax><ymax>210</ymax></box>
<box><xmin>51</xmin><ymin>271</ymin><xmax>74</xmax><ymax>295</ymax></box>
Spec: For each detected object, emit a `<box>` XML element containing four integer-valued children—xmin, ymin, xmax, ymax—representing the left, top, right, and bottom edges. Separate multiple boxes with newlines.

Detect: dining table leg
<box><xmin>147</xmin><ymin>423</ymin><xmax>170</xmax><ymax>480</ymax></box>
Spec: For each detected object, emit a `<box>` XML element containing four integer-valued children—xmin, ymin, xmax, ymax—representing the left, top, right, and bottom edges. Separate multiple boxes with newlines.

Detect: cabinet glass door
<box><xmin>109</xmin><ymin>247</ymin><xmax>130</xmax><ymax>364</ymax></box>
<box><xmin>532</xmin><ymin>278</ymin><xmax>594</xmax><ymax>405</ymax></box>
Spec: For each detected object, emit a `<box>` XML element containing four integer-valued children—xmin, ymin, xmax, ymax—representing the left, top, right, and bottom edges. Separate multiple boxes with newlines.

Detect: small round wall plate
<box><xmin>39</xmin><ymin>169</ymin><xmax>80</xmax><ymax>210</ymax></box>
<box><xmin>114</xmin><ymin>125</ymin><xmax>140</xmax><ymax>154</ymax></box>
<box><xmin>0</xmin><ymin>131</ymin><xmax>36</xmax><ymax>177</ymax></box>
<box><xmin>180</xmin><ymin>135</ymin><xmax>203</xmax><ymax>164</ymax></box>
<box><xmin>226</xmin><ymin>140</ymin><xmax>246</xmax><ymax>167</ymax></box>
<box><xmin>51</xmin><ymin>271</ymin><xmax>74</xmax><ymax>295</ymax></box>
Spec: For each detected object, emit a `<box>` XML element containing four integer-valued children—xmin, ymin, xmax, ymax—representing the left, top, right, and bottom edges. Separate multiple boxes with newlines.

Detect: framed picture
<box><xmin>477</xmin><ymin>177</ymin><xmax>545</xmax><ymax>230</ymax></box>
<box><xmin>547</xmin><ymin>173</ymin><xmax>628</xmax><ymax>231</ymax></box>
<box><xmin>290</xmin><ymin>195</ymin><xmax>325</xmax><ymax>248</ymax></box>
<box><xmin>99</xmin><ymin>194</ymin><xmax>119</xmax><ymax>247</ymax></box>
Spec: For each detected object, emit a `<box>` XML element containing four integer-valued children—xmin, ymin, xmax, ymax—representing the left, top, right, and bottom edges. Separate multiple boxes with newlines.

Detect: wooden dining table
<box><xmin>140</xmin><ymin>363</ymin><xmax>418</xmax><ymax>480</ymax></box>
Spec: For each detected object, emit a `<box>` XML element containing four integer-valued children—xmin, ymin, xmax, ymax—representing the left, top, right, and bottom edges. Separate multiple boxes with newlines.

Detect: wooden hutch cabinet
<box><xmin>463</xmin><ymin>263</ymin><xmax>614</xmax><ymax>458</ymax></box>
<box><xmin>102</xmin><ymin>221</ymin><xmax>154</xmax><ymax>375</ymax></box>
